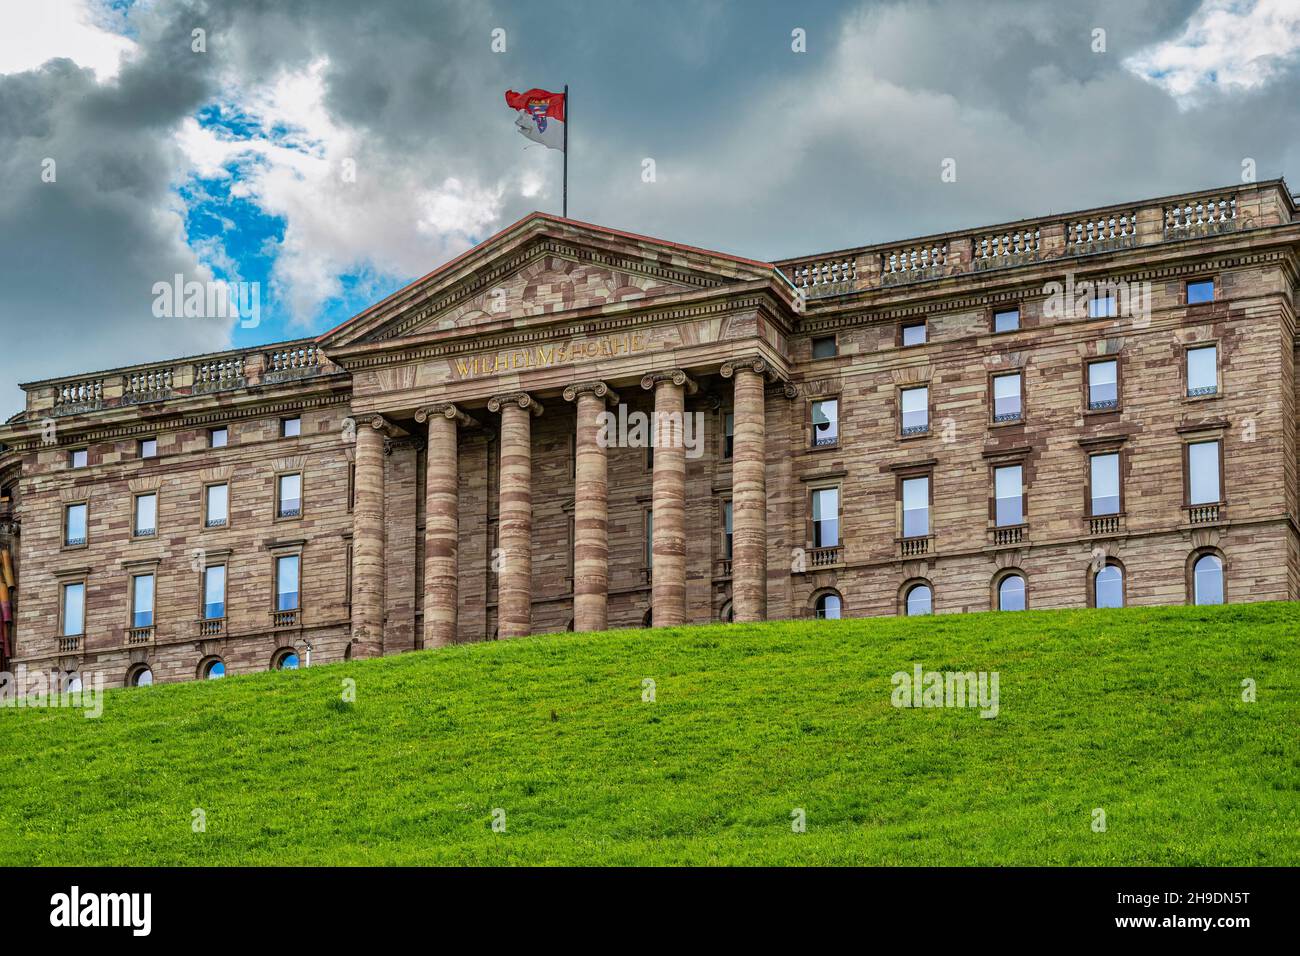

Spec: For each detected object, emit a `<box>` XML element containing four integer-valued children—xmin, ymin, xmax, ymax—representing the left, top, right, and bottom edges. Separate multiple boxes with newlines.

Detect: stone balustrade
<box><xmin>776</xmin><ymin>181</ymin><xmax>1289</xmax><ymax>298</ymax></box>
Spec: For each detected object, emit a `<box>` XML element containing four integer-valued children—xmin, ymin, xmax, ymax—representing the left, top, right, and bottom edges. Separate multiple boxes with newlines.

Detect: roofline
<box><xmin>17</xmin><ymin>335</ymin><xmax>325</xmax><ymax>391</ymax></box>
<box><xmin>774</xmin><ymin>177</ymin><xmax>1297</xmax><ymax>267</ymax></box>
<box><xmin>315</xmin><ymin>211</ymin><xmax>776</xmax><ymax>343</ymax></box>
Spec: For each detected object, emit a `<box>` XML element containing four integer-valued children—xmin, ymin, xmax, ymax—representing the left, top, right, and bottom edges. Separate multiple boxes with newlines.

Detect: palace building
<box><xmin>1</xmin><ymin>179</ymin><xmax>1298</xmax><ymax>686</ymax></box>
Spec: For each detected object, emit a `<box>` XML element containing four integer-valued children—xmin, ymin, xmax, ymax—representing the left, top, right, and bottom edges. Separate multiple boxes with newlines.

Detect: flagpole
<box><xmin>562</xmin><ymin>84</ymin><xmax>569</xmax><ymax>218</ymax></box>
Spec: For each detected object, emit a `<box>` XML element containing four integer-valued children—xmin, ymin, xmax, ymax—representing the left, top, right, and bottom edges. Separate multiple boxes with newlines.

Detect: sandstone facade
<box><xmin>1</xmin><ymin>180</ymin><xmax>1297</xmax><ymax>686</ymax></box>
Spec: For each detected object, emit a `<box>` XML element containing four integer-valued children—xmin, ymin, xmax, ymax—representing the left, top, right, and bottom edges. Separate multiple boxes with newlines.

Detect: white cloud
<box><xmin>0</xmin><ymin>0</ymin><xmax>135</xmax><ymax>79</ymax></box>
<box><xmin>1125</xmin><ymin>0</ymin><xmax>1300</xmax><ymax>104</ymax></box>
<box><xmin>178</xmin><ymin>58</ymin><xmax>508</xmax><ymax>326</ymax></box>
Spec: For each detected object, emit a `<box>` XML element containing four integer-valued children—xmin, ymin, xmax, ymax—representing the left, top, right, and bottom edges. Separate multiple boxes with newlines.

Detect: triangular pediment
<box><xmin>318</xmin><ymin>213</ymin><xmax>774</xmax><ymax>347</ymax></box>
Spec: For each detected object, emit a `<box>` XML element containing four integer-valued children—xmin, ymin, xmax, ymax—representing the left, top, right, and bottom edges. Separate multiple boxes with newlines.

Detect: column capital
<box><xmin>487</xmin><ymin>391</ymin><xmax>544</xmax><ymax>416</ymax></box>
<box><xmin>640</xmin><ymin>369</ymin><xmax>698</xmax><ymax>394</ymax></box>
<box><xmin>562</xmin><ymin>380</ymin><xmax>620</xmax><ymax>405</ymax></box>
<box><xmin>720</xmin><ymin>356</ymin><xmax>799</xmax><ymax>399</ymax></box>
<box><xmin>355</xmin><ymin>413</ymin><xmax>403</xmax><ymax>437</ymax></box>
<box><xmin>415</xmin><ymin>403</ymin><xmax>478</xmax><ymax>428</ymax></box>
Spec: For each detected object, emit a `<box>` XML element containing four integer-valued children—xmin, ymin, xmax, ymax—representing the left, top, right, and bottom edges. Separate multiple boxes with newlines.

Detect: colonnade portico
<box><xmin>346</xmin><ymin>354</ymin><xmax>785</xmax><ymax>649</ymax></box>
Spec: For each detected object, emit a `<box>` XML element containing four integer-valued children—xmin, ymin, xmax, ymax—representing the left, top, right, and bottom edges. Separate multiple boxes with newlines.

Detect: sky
<box><xmin>2</xmin><ymin>0</ymin><xmax>1300</xmax><ymax>417</ymax></box>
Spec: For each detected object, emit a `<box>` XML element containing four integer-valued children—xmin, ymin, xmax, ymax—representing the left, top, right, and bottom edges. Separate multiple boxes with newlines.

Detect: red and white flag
<box><xmin>505</xmin><ymin>88</ymin><xmax>565</xmax><ymax>151</ymax></box>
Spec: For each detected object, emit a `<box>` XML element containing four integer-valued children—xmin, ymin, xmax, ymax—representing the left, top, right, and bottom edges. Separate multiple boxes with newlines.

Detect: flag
<box><xmin>505</xmin><ymin>88</ymin><xmax>565</xmax><ymax>151</ymax></box>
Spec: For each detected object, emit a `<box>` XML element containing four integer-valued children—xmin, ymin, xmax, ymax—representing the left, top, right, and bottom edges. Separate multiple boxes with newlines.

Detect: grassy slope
<box><xmin>0</xmin><ymin>603</ymin><xmax>1297</xmax><ymax>866</ymax></box>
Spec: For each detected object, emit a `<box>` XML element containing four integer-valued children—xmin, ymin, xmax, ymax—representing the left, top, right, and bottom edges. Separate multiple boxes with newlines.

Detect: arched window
<box><xmin>127</xmin><ymin>664</ymin><xmax>153</xmax><ymax>687</ymax></box>
<box><xmin>720</xmin><ymin>601</ymin><xmax>734</xmax><ymax>623</ymax></box>
<box><xmin>996</xmin><ymin>573</ymin><xmax>1026</xmax><ymax>611</ymax></box>
<box><xmin>814</xmin><ymin>591</ymin><xmax>842</xmax><ymax>620</ymax></box>
<box><xmin>200</xmin><ymin>657</ymin><xmax>226</xmax><ymax>680</ymax></box>
<box><xmin>905</xmin><ymin>583</ymin><xmax>933</xmax><ymax>616</ymax></box>
<box><xmin>273</xmin><ymin>648</ymin><xmax>300</xmax><ymax>671</ymax></box>
<box><xmin>1094</xmin><ymin>562</ymin><xmax>1124</xmax><ymax>609</ymax></box>
<box><xmin>1193</xmin><ymin>553</ymin><xmax>1224</xmax><ymax>605</ymax></box>
<box><xmin>65</xmin><ymin>672</ymin><xmax>82</xmax><ymax>693</ymax></box>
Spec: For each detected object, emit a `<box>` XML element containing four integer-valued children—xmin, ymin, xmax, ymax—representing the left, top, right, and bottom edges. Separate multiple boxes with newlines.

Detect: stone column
<box><xmin>641</xmin><ymin>370</ymin><xmax>697</xmax><ymax>627</ymax></box>
<box><xmin>415</xmin><ymin>403</ymin><xmax>476</xmax><ymax>649</ymax></box>
<box><xmin>488</xmin><ymin>392</ymin><xmax>542</xmax><ymax>638</ymax></box>
<box><xmin>351</xmin><ymin>416</ymin><xmax>391</xmax><ymax>658</ymax></box>
<box><xmin>722</xmin><ymin>358</ymin><xmax>769</xmax><ymax>622</ymax></box>
<box><xmin>564</xmin><ymin>381</ymin><xmax>619</xmax><ymax>632</ymax></box>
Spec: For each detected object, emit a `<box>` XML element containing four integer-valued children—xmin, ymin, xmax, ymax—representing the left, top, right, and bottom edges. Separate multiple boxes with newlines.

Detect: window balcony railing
<box><xmin>992</xmin><ymin>412</ymin><xmax>1022</xmax><ymax>424</ymax></box>
<box><xmin>278</xmin><ymin>506</ymin><xmax>302</xmax><ymax>519</ymax></box>
<box><xmin>1087</xmin><ymin>514</ymin><xmax>1123</xmax><ymax>537</ymax></box>
<box><xmin>1088</xmin><ymin>399</ymin><xmax>1119</xmax><ymax>411</ymax></box>
<box><xmin>134</xmin><ymin>527</ymin><xmax>156</xmax><ymax>538</ymax></box>
<box><xmin>900</xmin><ymin>424</ymin><xmax>929</xmax><ymax>437</ymax></box>
<box><xmin>198</xmin><ymin>618</ymin><xmax>225</xmax><ymax>638</ymax></box>
<box><xmin>57</xmin><ymin>636</ymin><xmax>81</xmax><ymax>652</ymax></box>
<box><xmin>807</xmin><ymin>545</ymin><xmax>843</xmax><ymax>569</ymax></box>
<box><xmin>991</xmin><ymin>525</ymin><xmax>1025</xmax><ymax>546</ymax></box>
<box><xmin>205</xmin><ymin>517</ymin><xmax>227</xmax><ymax>529</ymax></box>
<box><xmin>272</xmin><ymin>609</ymin><xmax>300</xmax><ymax>629</ymax></box>
<box><xmin>899</xmin><ymin>535</ymin><xmax>931</xmax><ymax>558</ymax></box>
<box><xmin>125</xmin><ymin>625</ymin><xmax>155</xmax><ymax>646</ymax></box>
<box><xmin>64</xmin><ymin>536</ymin><xmax>86</xmax><ymax>547</ymax></box>
<box><xmin>1188</xmin><ymin>503</ymin><xmax>1222</xmax><ymax>525</ymax></box>
<box><xmin>715</xmin><ymin>558</ymin><xmax>733</xmax><ymax>578</ymax></box>
<box><xmin>1187</xmin><ymin>385</ymin><xmax>1218</xmax><ymax>398</ymax></box>
<box><xmin>812</xmin><ymin>435</ymin><xmax>838</xmax><ymax>448</ymax></box>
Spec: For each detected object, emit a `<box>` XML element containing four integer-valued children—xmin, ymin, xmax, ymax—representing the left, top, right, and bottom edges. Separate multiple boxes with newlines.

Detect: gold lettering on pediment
<box><xmin>450</xmin><ymin>331</ymin><xmax>649</xmax><ymax>379</ymax></box>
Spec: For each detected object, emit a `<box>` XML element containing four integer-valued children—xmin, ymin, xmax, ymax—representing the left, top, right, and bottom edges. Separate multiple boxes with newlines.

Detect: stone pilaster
<box><xmin>722</xmin><ymin>358</ymin><xmax>769</xmax><ymax>622</ymax></box>
<box><xmin>488</xmin><ymin>392</ymin><xmax>543</xmax><ymax>638</ymax></box>
<box><xmin>415</xmin><ymin>403</ymin><xmax>477</xmax><ymax>649</ymax></box>
<box><xmin>564</xmin><ymin>381</ymin><xmax>619</xmax><ymax>632</ymax></box>
<box><xmin>350</xmin><ymin>415</ymin><xmax>392</xmax><ymax>658</ymax></box>
<box><xmin>641</xmin><ymin>369</ymin><xmax>697</xmax><ymax>627</ymax></box>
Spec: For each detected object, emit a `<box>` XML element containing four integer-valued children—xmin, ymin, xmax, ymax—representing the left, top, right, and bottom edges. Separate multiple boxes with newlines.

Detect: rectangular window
<box><xmin>1187</xmin><ymin>345</ymin><xmax>1218</xmax><ymax>397</ymax></box>
<box><xmin>812</xmin><ymin>336</ymin><xmax>837</xmax><ymax>359</ymax></box>
<box><xmin>62</xmin><ymin>582</ymin><xmax>85</xmax><ymax>636</ymax></box>
<box><xmin>1088</xmin><ymin>359</ymin><xmax>1119</xmax><ymax>410</ymax></box>
<box><xmin>993</xmin><ymin>373</ymin><xmax>1022</xmax><ymax>422</ymax></box>
<box><xmin>900</xmin><ymin>386</ymin><xmax>929</xmax><ymax>435</ymax></box>
<box><xmin>69</xmin><ymin>449</ymin><xmax>87</xmax><ymax>469</ymax></box>
<box><xmin>645</xmin><ymin>510</ymin><xmax>653</xmax><ymax>569</ymax></box>
<box><xmin>811</xmin><ymin>487</ymin><xmax>840</xmax><ymax>548</ymax></box>
<box><xmin>1188</xmin><ymin>440</ymin><xmax>1221</xmax><ymax>505</ymax></box>
<box><xmin>811</xmin><ymin>399</ymin><xmax>839</xmax><ymax>447</ymax></box>
<box><xmin>277</xmin><ymin>473</ymin><xmax>302</xmax><ymax>518</ymax></box>
<box><xmin>64</xmin><ymin>503</ymin><xmax>87</xmax><ymax>547</ymax></box>
<box><xmin>132</xmin><ymin>573</ymin><xmax>155</xmax><ymax>629</ymax></box>
<box><xmin>723</xmin><ymin>413</ymin><xmax>735</xmax><ymax>459</ymax></box>
<box><xmin>281</xmin><ymin>417</ymin><xmax>302</xmax><ymax>438</ymax></box>
<box><xmin>134</xmin><ymin>493</ymin><xmax>157</xmax><ymax>537</ymax></box>
<box><xmin>1187</xmin><ymin>279</ymin><xmax>1215</xmax><ymax>304</ymax></box>
<box><xmin>139</xmin><ymin>438</ymin><xmax>158</xmax><ymax>459</ymax></box>
<box><xmin>205</xmin><ymin>483</ymin><xmax>229</xmax><ymax>528</ymax></box>
<box><xmin>209</xmin><ymin>427</ymin><xmax>228</xmax><ymax>449</ymax></box>
<box><xmin>901</xmin><ymin>476</ymin><xmax>929</xmax><ymax>538</ymax></box>
<box><xmin>203</xmin><ymin>565</ymin><xmax>226</xmax><ymax>620</ymax></box>
<box><xmin>902</xmin><ymin>321</ymin><xmax>927</xmax><ymax>347</ymax></box>
<box><xmin>1088</xmin><ymin>292</ymin><xmax>1117</xmax><ymax>318</ymax></box>
<box><xmin>994</xmin><ymin>465</ymin><xmax>1024</xmax><ymax>527</ymax></box>
<box><xmin>1090</xmin><ymin>453</ymin><xmax>1120</xmax><ymax>516</ymax></box>
<box><xmin>722</xmin><ymin>500</ymin><xmax>733</xmax><ymax>559</ymax></box>
<box><xmin>275</xmin><ymin>555</ymin><xmax>300</xmax><ymax>611</ymax></box>
<box><xmin>993</xmin><ymin>307</ymin><xmax>1020</xmax><ymax>333</ymax></box>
